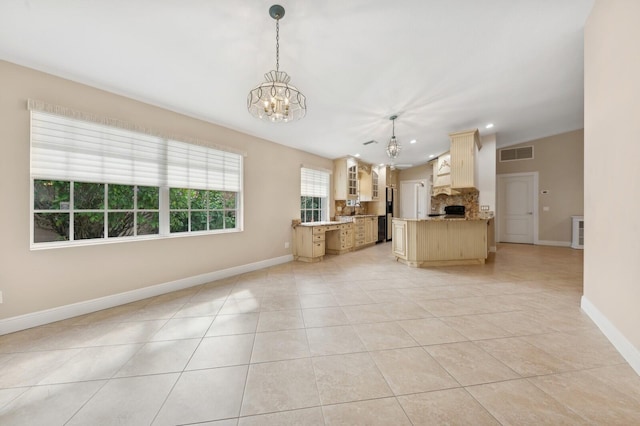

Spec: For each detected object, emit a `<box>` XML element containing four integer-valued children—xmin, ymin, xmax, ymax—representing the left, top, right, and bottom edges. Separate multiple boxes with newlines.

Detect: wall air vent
<box><xmin>499</xmin><ymin>146</ymin><xmax>534</xmax><ymax>162</ymax></box>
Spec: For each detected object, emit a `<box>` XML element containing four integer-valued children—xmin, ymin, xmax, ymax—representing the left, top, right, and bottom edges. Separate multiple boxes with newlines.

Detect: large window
<box><xmin>30</xmin><ymin>104</ymin><xmax>243</xmax><ymax>247</ymax></box>
<box><xmin>300</xmin><ymin>167</ymin><xmax>329</xmax><ymax>223</ymax></box>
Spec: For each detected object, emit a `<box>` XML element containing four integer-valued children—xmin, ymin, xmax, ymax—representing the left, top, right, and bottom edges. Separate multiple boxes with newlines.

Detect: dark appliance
<box><xmin>444</xmin><ymin>205</ymin><xmax>465</xmax><ymax>219</ymax></box>
<box><xmin>385</xmin><ymin>187</ymin><xmax>397</xmax><ymax>241</ymax></box>
<box><xmin>377</xmin><ymin>215</ymin><xmax>386</xmax><ymax>243</ymax></box>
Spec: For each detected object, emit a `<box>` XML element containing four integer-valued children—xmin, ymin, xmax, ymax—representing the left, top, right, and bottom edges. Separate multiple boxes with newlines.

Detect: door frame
<box><xmin>496</xmin><ymin>172</ymin><xmax>539</xmax><ymax>245</ymax></box>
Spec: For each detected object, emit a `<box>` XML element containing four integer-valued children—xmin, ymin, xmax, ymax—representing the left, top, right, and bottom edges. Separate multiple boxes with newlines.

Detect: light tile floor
<box><xmin>1</xmin><ymin>243</ymin><xmax>640</xmax><ymax>425</ymax></box>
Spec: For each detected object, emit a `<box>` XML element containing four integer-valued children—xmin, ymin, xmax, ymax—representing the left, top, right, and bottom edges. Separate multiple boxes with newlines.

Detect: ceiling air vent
<box><xmin>500</xmin><ymin>146</ymin><xmax>534</xmax><ymax>162</ymax></box>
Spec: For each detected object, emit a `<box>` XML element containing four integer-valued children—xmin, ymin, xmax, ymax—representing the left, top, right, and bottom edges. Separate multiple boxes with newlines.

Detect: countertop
<box><xmin>296</xmin><ymin>221</ymin><xmax>345</xmax><ymax>227</ymax></box>
<box><xmin>297</xmin><ymin>215</ymin><xmax>380</xmax><ymax>227</ymax></box>
<box><xmin>393</xmin><ymin>216</ymin><xmax>491</xmax><ymax>222</ymax></box>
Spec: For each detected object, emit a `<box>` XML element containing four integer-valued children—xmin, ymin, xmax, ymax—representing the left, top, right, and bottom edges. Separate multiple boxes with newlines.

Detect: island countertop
<box><xmin>395</xmin><ymin>216</ymin><xmax>491</xmax><ymax>222</ymax></box>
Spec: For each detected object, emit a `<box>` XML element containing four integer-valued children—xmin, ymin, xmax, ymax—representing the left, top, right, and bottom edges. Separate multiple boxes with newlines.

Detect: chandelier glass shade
<box><xmin>386</xmin><ymin>115</ymin><xmax>401</xmax><ymax>159</ymax></box>
<box><xmin>247</xmin><ymin>5</ymin><xmax>306</xmax><ymax>123</ymax></box>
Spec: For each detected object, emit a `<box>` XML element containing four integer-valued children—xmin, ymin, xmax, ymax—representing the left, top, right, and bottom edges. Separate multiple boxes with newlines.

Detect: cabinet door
<box><xmin>372</xmin><ymin>169</ymin><xmax>379</xmax><ymax>200</ymax></box>
<box><xmin>450</xmin><ymin>129</ymin><xmax>480</xmax><ymax>189</ymax></box>
<box><xmin>348</xmin><ymin>165</ymin><xmax>358</xmax><ymax>198</ymax></box>
<box><xmin>392</xmin><ymin>221</ymin><xmax>407</xmax><ymax>258</ymax></box>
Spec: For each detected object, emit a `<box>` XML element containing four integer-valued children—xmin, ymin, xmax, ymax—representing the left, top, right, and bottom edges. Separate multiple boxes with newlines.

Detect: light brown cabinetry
<box><xmin>334</xmin><ymin>157</ymin><xmax>358</xmax><ymax>200</ymax></box>
<box><xmin>391</xmin><ymin>218</ymin><xmax>489</xmax><ymax>267</ymax></box>
<box><xmin>294</xmin><ymin>224</ymin><xmax>340</xmax><ymax>262</ymax></box>
<box><xmin>353</xmin><ymin>216</ymin><xmax>378</xmax><ymax>248</ymax></box>
<box><xmin>392</xmin><ymin>219</ymin><xmax>407</xmax><ymax>259</ymax></box>
<box><xmin>326</xmin><ymin>223</ymin><xmax>354</xmax><ymax>254</ymax></box>
<box><xmin>450</xmin><ymin>128</ymin><xmax>481</xmax><ymax>189</ymax></box>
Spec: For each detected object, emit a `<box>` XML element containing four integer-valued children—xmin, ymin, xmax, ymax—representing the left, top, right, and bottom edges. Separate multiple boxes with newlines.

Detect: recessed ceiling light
<box><xmin>486</xmin><ymin>123</ymin><xmax>494</xmax><ymax>129</ymax></box>
<box><xmin>429</xmin><ymin>154</ymin><xmax>435</xmax><ymax>158</ymax></box>
<box><xmin>379</xmin><ymin>163</ymin><xmax>385</xmax><ymax>166</ymax></box>
<box><xmin>410</xmin><ymin>139</ymin><xmax>417</xmax><ymax>144</ymax></box>
<box><xmin>354</xmin><ymin>153</ymin><xmax>360</xmax><ymax>158</ymax></box>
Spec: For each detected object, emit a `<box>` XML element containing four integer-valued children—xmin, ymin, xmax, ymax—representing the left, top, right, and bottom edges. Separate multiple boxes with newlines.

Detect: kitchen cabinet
<box><xmin>450</xmin><ymin>128</ymin><xmax>481</xmax><ymax>189</ymax></box>
<box><xmin>358</xmin><ymin>163</ymin><xmax>380</xmax><ymax>202</ymax></box>
<box><xmin>372</xmin><ymin>168</ymin><xmax>380</xmax><ymax>200</ymax></box>
<box><xmin>293</xmin><ymin>223</ymin><xmax>340</xmax><ymax>262</ymax></box>
<box><xmin>325</xmin><ymin>223</ymin><xmax>354</xmax><ymax>254</ymax></box>
<box><xmin>334</xmin><ymin>157</ymin><xmax>358</xmax><ymax>200</ymax></box>
<box><xmin>353</xmin><ymin>216</ymin><xmax>378</xmax><ymax>248</ymax></box>
<box><xmin>392</xmin><ymin>219</ymin><xmax>407</xmax><ymax>259</ymax></box>
<box><xmin>391</xmin><ymin>217</ymin><xmax>489</xmax><ymax>267</ymax></box>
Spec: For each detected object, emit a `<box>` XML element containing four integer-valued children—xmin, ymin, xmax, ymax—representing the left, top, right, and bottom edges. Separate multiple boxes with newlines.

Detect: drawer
<box><xmin>325</xmin><ymin>225</ymin><xmax>340</xmax><ymax>231</ymax></box>
<box><xmin>312</xmin><ymin>242</ymin><xmax>325</xmax><ymax>257</ymax></box>
<box><xmin>355</xmin><ymin>232</ymin><xmax>365</xmax><ymax>240</ymax></box>
<box><xmin>313</xmin><ymin>233</ymin><xmax>325</xmax><ymax>242</ymax></box>
<box><xmin>354</xmin><ymin>239</ymin><xmax>365</xmax><ymax>247</ymax></box>
<box><xmin>312</xmin><ymin>227</ymin><xmax>326</xmax><ymax>235</ymax></box>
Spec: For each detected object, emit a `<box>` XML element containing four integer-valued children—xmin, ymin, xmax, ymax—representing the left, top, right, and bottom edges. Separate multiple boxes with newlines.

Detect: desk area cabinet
<box><xmin>293</xmin><ymin>222</ymin><xmax>354</xmax><ymax>262</ymax></box>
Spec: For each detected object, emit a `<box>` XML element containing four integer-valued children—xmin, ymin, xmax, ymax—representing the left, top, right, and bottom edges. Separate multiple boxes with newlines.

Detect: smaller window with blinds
<box><xmin>300</xmin><ymin>167</ymin><xmax>330</xmax><ymax>223</ymax></box>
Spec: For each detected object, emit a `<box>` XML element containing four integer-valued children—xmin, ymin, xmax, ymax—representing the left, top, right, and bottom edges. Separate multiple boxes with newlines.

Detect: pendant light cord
<box><xmin>275</xmin><ymin>18</ymin><xmax>280</xmax><ymax>71</ymax></box>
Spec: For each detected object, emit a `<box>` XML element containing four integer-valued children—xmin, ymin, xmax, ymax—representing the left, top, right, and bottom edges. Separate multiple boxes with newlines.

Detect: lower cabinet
<box><xmin>326</xmin><ymin>223</ymin><xmax>354</xmax><ymax>254</ymax></box>
<box><xmin>293</xmin><ymin>225</ymin><xmax>328</xmax><ymax>262</ymax></box>
<box><xmin>293</xmin><ymin>218</ymin><xmax>378</xmax><ymax>263</ymax></box>
<box><xmin>354</xmin><ymin>216</ymin><xmax>378</xmax><ymax>249</ymax></box>
<box><xmin>392</xmin><ymin>219</ymin><xmax>407</xmax><ymax>258</ymax></box>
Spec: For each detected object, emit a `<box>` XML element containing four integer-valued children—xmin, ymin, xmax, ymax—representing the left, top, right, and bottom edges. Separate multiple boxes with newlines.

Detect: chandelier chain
<box><xmin>275</xmin><ymin>18</ymin><xmax>280</xmax><ymax>71</ymax></box>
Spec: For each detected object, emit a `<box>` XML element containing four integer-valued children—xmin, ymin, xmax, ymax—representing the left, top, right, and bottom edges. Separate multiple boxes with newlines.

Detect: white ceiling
<box><xmin>0</xmin><ymin>0</ymin><xmax>594</xmax><ymax>168</ymax></box>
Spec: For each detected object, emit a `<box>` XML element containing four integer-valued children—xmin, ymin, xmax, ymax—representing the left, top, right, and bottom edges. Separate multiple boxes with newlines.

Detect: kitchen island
<box><xmin>392</xmin><ymin>217</ymin><xmax>491</xmax><ymax>267</ymax></box>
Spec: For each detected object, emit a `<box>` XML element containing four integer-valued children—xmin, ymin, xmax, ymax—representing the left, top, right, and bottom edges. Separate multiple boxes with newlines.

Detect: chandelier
<box><xmin>247</xmin><ymin>5</ymin><xmax>306</xmax><ymax>123</ymax></box>
<box><xmin>386</xmin><ymin>115</ymin><xmax>401</xmax><ymax>159</ymax></box>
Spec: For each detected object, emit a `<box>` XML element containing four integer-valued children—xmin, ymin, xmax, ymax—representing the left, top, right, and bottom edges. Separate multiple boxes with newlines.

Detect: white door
<box><xmin>400</xmin><ymin>181</ymin><xmax>428</xmax><ymax>219</ymax></box>
<box><xmin>498</xmin><ymin>173</ymin><xmax>535</xmax><ymax>244</ymax></box>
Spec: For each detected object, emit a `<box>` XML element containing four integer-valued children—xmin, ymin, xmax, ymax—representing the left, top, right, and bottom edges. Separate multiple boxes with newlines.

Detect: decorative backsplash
<box><xmin>431</xmin><ymin>189</ymin><xmax>479</xmax><ymax>218</ymax></box>
<box><xmin>334</xmin><ymin>200</ymin><xmax>367</xmax><ymax>217</ymax></box>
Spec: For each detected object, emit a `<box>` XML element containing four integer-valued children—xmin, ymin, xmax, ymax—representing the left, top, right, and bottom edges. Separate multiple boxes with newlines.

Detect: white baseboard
<box><xmin>0</xmin><ymin>254</ymin><xmax>293</xmax><ymax>336</ymax></box>
<box><xmin>536</xmin><ymin>240</ymin><xmax>571</xmax><ymax>247</ymax></box>
<box><xmin>581</xmin><ymin>296</ymin><xmax>640</xmax><ymax>375</ymax></box>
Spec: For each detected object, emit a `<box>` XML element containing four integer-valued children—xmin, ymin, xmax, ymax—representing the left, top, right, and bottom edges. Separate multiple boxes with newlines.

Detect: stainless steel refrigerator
<box><xmin>385</xmin><ymin>187</ymin><xmax>398</xmax><ymax>241</ymax></box>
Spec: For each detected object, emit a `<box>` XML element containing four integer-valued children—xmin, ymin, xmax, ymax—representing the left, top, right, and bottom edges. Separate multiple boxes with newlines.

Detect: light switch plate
<box><xmin>0</xmin><ymin>291</ymin><xmax>3</xmax><ymax>304</ymax></box>
<box><xmin>480</xmin><ymin>205</ymin><xmax>490</xmax><ymax>211</ymax></box>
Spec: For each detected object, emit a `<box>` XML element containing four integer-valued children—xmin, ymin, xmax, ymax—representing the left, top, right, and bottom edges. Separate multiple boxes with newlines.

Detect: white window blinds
<box><xmin>301</xmin><ymin>167</ymin><xmax>330</xmax><ymax>198</ymax></box>
<box><xmin>31</xmin><ymin>110</ymin><xmax>242</xmax><ymax>192</ymax></box>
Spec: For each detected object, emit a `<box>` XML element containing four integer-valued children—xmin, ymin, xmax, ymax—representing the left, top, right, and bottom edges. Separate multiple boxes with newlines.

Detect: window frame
<box><xmin>29</xmin><ymin>105</ymin><xmax>244</xmax><ymax>250</ymax></box>
<box><xmin>300</xmin><ymin>167</ymin><xmax>330</xmax><ymax>223</ymax></box>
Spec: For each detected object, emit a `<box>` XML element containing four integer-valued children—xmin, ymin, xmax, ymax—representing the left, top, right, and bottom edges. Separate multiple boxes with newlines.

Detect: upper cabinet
<box><xmin>371</xmin><ymin>168</ymin><xmax>380</xmax><ymax>200</ymax></box>
<box><xmin>334</xmin><ymin>157</ymin><xmax>358</xmax><ymax>200</ymax></box>
<box><xmin>359</xmin><ymin>163</ymin><xmax>380</xmax><ymax>202</ymax></box>
<box><xmin>450</xmin><ymin>129</ymin><xmax>481</xmax><ymax>189</ymax></box>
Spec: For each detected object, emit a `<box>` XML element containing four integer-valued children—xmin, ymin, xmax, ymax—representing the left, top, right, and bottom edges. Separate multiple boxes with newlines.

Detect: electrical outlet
<box><xmin>284</xmin><ymin>242</ymin><xmax>290</xmax><ymax>249</ymax></box>
<box><xmin>480</xmin><ymin>205</ymin><xmax>490</xmax><ymax>211</ymax></box>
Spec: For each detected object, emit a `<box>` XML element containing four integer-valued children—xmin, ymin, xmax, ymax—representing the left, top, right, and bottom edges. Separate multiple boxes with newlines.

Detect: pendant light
<box><xmin>247</xmin><ymin>5</ymin><xmax>306</xmax><ymax>122</ymax></box>
<box><xmin>386</xmin><ymin>115</ymin><xmax>401</xmax><ymax>159</ymax></box>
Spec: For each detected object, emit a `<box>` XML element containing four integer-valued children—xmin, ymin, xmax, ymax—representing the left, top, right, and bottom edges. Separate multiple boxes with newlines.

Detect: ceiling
<box><xmin>0</xmin><ymin>0</ymin><xmax>594</xmax><ymax>169</ymax></box>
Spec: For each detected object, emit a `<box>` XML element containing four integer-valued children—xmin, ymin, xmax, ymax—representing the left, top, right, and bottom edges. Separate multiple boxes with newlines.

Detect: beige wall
<box><xmin>584</xmin><ymin>1</ymin><xmax>640</xmax><ymax>361</ymax></box>
<box><xmin>496</xmin><ymin>129</ymin><xmax>584</xmax><ymax>243</ymax></box>
<box><xmin>0</xmin><ymin>60</ymin><xmax>332</xmax><ymax>320</ymax></box>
